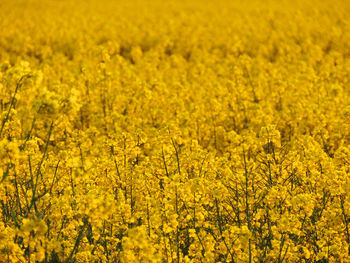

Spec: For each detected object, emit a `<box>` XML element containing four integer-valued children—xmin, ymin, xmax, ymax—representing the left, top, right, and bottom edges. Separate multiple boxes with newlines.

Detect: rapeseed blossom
<box><xmin>0</xmin><ymin>0</ymin><xmax>350</xmax><ymax>262</ymax></box>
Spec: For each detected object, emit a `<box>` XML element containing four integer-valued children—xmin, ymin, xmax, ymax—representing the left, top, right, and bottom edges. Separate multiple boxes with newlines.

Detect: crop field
<box><xmin>0</xmin><ymin>0</ymin><xmax>350</xmax><ymax>262</ymax></box>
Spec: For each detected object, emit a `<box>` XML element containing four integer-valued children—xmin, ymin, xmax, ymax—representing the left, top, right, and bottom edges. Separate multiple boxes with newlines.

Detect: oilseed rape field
<box><xmin>0</xmin><ymin>0</ymin><xmax>350</xmax><ymax>262</ymax></box>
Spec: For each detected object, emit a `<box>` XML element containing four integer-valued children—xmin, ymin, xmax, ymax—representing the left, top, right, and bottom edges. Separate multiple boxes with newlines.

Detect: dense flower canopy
<box><xmin>0</xmin><ymin>0</ymin><xmax>350</xmax><ymax>262</ymax></box>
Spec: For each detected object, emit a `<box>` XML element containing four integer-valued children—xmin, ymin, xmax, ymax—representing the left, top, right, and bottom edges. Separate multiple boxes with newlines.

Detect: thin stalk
<box><xmin>0</xmin><ymin>74</ymin><xmax>31</xmax><ymax>137</ymax></box>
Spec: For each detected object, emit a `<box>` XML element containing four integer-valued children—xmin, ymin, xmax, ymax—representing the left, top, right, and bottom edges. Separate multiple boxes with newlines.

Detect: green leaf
<box><xmin>0</xmin><ymin>167</ymin><xmax>9</xmax><ymax>184</ymax></box>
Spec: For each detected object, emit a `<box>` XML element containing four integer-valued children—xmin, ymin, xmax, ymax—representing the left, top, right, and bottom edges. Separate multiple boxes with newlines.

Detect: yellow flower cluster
<box><xmin>1</xmin><ymin>0</ymin><xmax>350</xmax><ymax>262</ymax></box>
